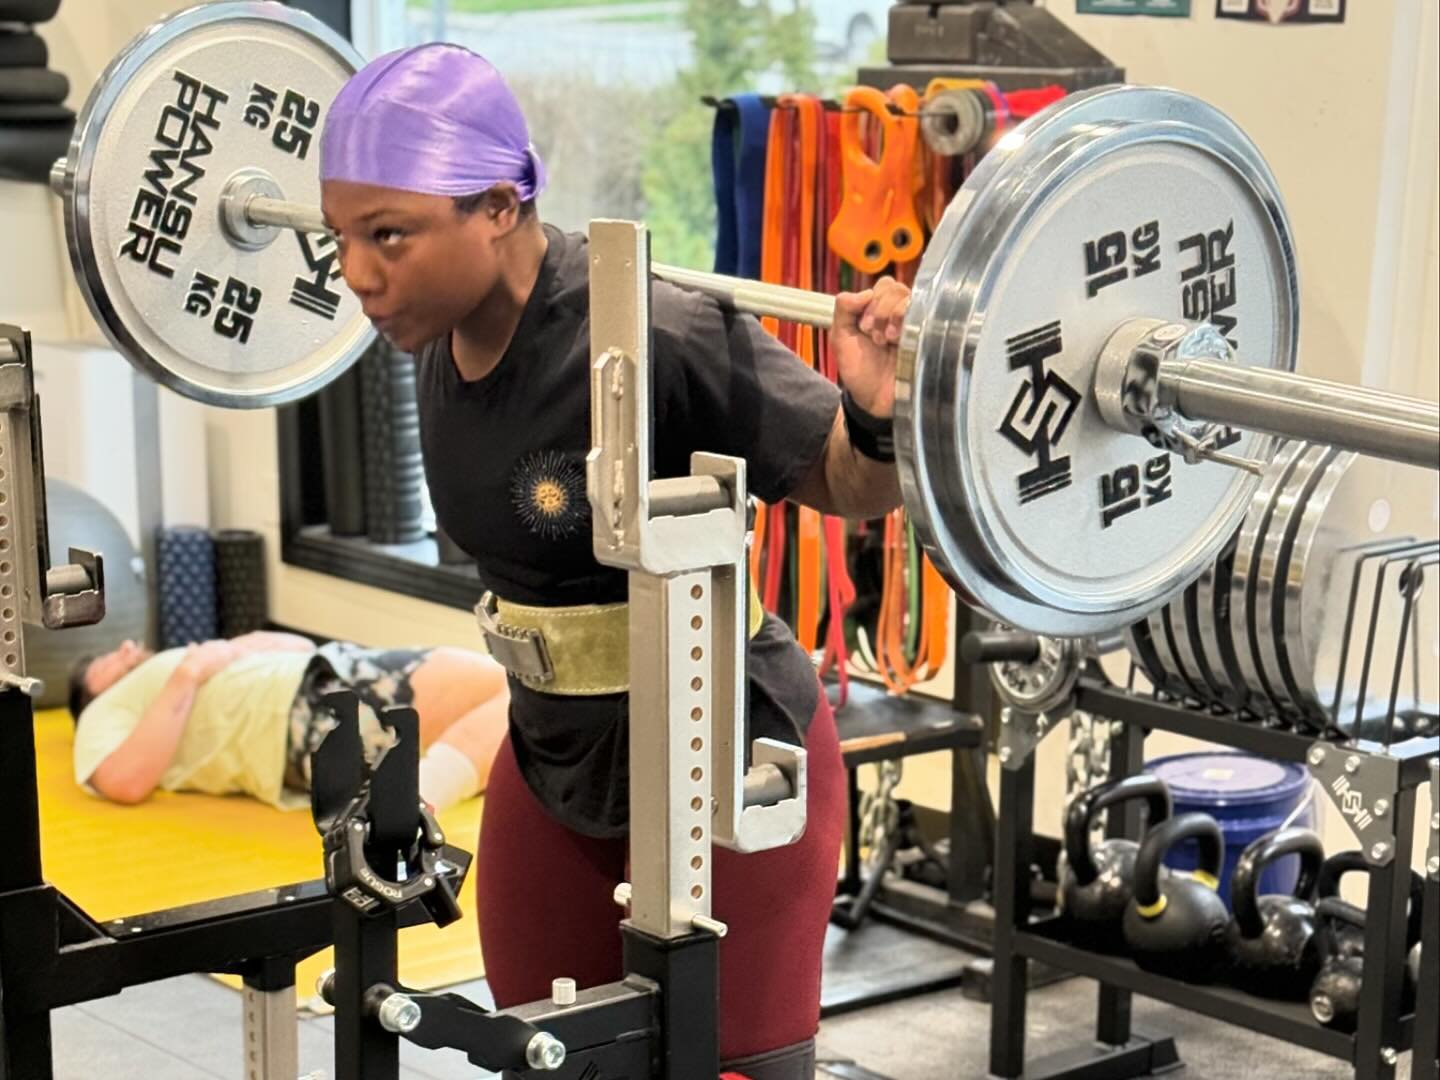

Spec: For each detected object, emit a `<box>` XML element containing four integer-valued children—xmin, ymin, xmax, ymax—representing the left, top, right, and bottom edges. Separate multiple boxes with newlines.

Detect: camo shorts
<box><xmin>284</xmin><ymin>642</ymin><xmax>430</xmax><ymax>790</ymax></box>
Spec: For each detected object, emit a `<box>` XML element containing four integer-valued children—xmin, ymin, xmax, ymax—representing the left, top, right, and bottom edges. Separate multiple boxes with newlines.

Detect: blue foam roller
<box><xmin>157</xmin><ymin>526</ymin><xmax>218</xmax><ymax>649</ymax></box>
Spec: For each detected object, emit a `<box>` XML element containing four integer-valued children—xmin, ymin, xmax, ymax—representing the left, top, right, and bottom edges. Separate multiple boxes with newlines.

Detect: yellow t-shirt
<box><xmin>72</xmin><ymin>648</ymin><xmax>315</xmax><ymax>808</ymax></box>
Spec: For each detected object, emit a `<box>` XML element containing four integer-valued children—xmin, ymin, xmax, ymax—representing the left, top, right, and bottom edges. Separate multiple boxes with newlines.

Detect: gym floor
<box><xmin>50</xmin><ymin>925</ymin><xmax>1377</xmax><ymax>1079</ymax></box>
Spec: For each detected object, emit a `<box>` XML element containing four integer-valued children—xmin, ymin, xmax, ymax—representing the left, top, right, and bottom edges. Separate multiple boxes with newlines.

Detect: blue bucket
<box><xmin>1143</xmin><ymin>751</ymin><xmax>1317</xmax><ymax>910</ymax></box>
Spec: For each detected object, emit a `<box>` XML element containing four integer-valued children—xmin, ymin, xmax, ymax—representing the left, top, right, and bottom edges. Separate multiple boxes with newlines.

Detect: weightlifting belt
<box><xmin>476</xmin><ymin>579</ymin><xmax>766</xmax><ymax>695</ymax></box>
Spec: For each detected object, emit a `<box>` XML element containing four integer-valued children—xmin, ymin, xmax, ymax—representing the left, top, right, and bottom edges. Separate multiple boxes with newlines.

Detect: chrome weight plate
<box><xmin>1283</xmin><ymin>458</ymin><xmax>1438</xmax><ymax>727</ymax></box>
<box><xmin>1122</xmin><ymin>619</ymin><xmax>1170</xmax><ymax>692</ymax></box>
<box><xmin>52</xmin><ymin>2</ymin><xmax>372</xmax><ymax>408</ymax></box>
<box><xmin>1254</xmin><ymin>443</ymin><xmax>1338</xmax><ymax>726</ymax></box>
<box><xmin>897</xmin><ymin>84</ymin><xmax>1297</xmax><ymax>636</ymax></box>
<box><xmin>1194</xmin><ymin>533</ymin><xmax>1247</xmax><ymax>713</ymax></box>
<box><xmin>1169</xmin><ymin>580</ymin><xmax>1227</xmax><ymax>706</ymax></box>
<box><xmin>1229</xmin><ymin>441</ymin><xmax>1308</xmax><ymax>715</ymax></box>
<box><xmin>1152</xmin><ymin>605</ymin><xmax>1203</xmax><ymax>701</ymax></box>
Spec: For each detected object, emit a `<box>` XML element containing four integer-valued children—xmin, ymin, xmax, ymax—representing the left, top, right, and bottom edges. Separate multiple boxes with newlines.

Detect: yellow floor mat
<box><xmin>32</xmin><ymin>708</ymin><xmax>485</xmax><ymax>1009</ymax></box>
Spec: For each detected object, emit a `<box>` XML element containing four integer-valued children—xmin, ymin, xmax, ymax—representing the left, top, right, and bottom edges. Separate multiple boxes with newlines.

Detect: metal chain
<box><xmin>1066</xmin><ymin>709</ymin><xmax>1110</xmax><ymax>794</ymax></box>
<box><xmin>857</xmin><ymin>759</ymin><xmax>904</xmax><ymax>872</ymax></box>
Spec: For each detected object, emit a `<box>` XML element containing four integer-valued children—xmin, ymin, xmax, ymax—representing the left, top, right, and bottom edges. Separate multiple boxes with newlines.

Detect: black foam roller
<box><xmin>0</xmin><ymin>118</ymin><xmax>70</xmax><ymax>184</ymax></box>
<box><xmin>0</xmin><ymin>32</ymin><xmax>47</xmax><ymax>68</ymax></box>
<box><xmin>0</xmin><ymin>0</ymin><xmax>60</xmax><ymax>24</ymax></box>
<box><xmin>0</xmin><ymin>67</ymin><xmax>67</xmax><ymax>103</ymax></box>
<box><xmin>317</xmin><ymin>365</ymin><xmax>366</xmax><ymax>536</ymax></box>
<box><xmin>359</xmin><ymin>341</ymin><xmax>426</xmax><ymax>544</ymax></box>
<box><xmin>157</xmin><ymin>526</ymin><xmax>218</xmax><ymax>649</ymax></box>
<box><xmin>0</xmin><ymin>101</ymin><xmax>69</xmax><ymax>121</ymax></box>
<box><xmin>214</xmin><ymin>529</ymin><xmax>268</xmax><ymax>638</ymax></box>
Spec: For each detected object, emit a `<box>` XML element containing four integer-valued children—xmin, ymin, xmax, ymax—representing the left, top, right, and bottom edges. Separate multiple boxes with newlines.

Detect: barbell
<box><xmin>45</xmin><ymin>1</ymin><xmax>1440</xmax><ymax>636</ymax></box>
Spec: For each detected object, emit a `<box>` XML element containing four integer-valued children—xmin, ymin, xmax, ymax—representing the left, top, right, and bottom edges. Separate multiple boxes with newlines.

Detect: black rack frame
<box><xmin>987</xmin><ymin>679</ymin><xmax>1439</xmax><ymax>1080</ymax></box>
<box><xmin>0</xmin><ymin>687</ymin><xmax>456</xmax><ymax>1078</ymax></box>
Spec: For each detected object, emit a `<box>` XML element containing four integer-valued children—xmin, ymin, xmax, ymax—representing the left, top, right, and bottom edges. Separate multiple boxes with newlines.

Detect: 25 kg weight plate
<box><xmin>53</xmin><ymin>2</ymin><xmax>372</xmax><ymax>408</ymax></box>
<box><xmin>897</xmin><ymin>85</ymin><xmax>1298</xmax><ymax>636</ymax></box>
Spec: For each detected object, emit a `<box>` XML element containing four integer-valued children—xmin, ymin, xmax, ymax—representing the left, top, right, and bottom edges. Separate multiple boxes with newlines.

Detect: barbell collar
<box><xmin>1161</xmin><ymin>358</ymin><xmax>1440</xmax><ymax>470</ymax></box>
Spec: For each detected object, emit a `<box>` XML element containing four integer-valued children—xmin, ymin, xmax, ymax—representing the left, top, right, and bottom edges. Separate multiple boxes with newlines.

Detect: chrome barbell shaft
<box><xmin>242</xmin><ymin>194</ymin><xmax>842</xmax><ymax>328</ymax></box>
<box><xmin>239</xmin><ymin>193</ymin><xmax>1440</xmax><ymax>469</ymax></box>
<box><xmin>649</xmin><ymin>263</ymin><xmax>836</xmax><ymax>329</ymax></box>
<box><xmin>1162</xmin><ymin>359</ymin><xmax>1440</xmax><ymax>470</ymax></box>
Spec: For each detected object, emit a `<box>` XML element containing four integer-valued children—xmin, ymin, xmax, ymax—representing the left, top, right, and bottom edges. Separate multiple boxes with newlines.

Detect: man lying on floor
<box><xmin>67</xmin><ymin>632</ymin><xmax>509</xmax><ymax>812</ymax></box>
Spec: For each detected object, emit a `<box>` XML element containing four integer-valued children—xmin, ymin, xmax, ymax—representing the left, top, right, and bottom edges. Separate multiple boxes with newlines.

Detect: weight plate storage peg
<box><xmin>50</xmin><ymin>1</ymin><xmax>374</xmax><ymax>408</ymax></box>
<box><xmin>898</xmin><ymin>84</ymin><xmax>1297</xmax><ymax>637</ymax></box>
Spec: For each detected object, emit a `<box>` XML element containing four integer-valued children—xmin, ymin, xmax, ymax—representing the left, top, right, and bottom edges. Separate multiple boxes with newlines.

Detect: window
<box><xmin>380</xmin><ymin>0</ymin><xmax>886</xmax><ymax>263</ymax></box>
<box><xmin>282</xmin><ymin>0</ymin><xmax>884</xmax><ymax>606</ymax></box>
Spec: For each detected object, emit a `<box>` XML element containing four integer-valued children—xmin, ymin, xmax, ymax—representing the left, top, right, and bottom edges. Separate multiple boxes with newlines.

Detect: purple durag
<box><xmin>320</xmin><ymin>44</ymin><xmax>547</xmax><ymax>200</ymax></box>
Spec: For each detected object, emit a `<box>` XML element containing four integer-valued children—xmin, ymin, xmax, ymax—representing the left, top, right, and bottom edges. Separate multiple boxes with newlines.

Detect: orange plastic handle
<box><xmin>828</xmin><ymin>86</ymin><xmax>923</xmax><ymax>275</ymax></box>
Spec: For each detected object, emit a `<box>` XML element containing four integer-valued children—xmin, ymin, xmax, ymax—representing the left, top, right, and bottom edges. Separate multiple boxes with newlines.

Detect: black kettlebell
<box><xmin>1316</xmin><ymin>850</ymin><xmax>1371</xmax><ymax>958</ymax></box>
<box><xmin>1060</xmin><ymin>774</ymin><xmax>1172</xmax><ymax>953</ymax></box>
<box><xmin>1310</xmin><ymin>898</ymin><xmax>1367</xmax><ymax>1030</ymax></box>
<box><xmin>1225</xmin><ymin>826</ymin><xmax>1326</xmax><ymax>999</ymax></box>
<box><xmin>1122</xmin><ymin>812</ymin><xmax>1230</xmax><ymax>982</ymax></box>
<box><xmin>1309</xmin><ymin>869</ymin><xmax>1427</xmax><ymax>1030</ymax></box>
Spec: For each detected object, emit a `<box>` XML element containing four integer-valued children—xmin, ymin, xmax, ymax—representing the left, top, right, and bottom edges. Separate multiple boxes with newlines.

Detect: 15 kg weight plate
<box><xmin>898</xmin><ymin>85</ymin><xmax>1298</xmax><ymax>636</ymax></box>
<box><xmin>53</xmin><ymin>2</ymin><xmax>372</xmax><ymax>408</ymax></box>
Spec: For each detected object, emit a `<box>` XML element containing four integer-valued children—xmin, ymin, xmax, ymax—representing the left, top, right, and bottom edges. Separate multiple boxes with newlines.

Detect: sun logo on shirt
<box><xmin>511</xmin><ymin>449</ymin><xmax>588</xmax><ymax>540</ymax></box>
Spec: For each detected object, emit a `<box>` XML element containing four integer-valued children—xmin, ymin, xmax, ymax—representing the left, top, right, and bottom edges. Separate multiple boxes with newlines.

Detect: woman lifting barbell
<box><xmin>317</xmin><ymin>43</ymin><xmax>910</xmax><ymax>1080</ymax></box>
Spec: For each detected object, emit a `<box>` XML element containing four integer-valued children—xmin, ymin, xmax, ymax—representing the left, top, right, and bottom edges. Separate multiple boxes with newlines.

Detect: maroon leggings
<box><xmin>475</xmin><ymin>691</ymin><xmax>846</xmax><ymax>1062</ymax></box>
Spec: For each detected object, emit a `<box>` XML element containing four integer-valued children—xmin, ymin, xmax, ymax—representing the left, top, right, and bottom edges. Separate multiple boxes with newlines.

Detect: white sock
<box><xmin>417</xmin><ymin>741</ymin><xmax>481</xmax><ymax>813</ymax></box>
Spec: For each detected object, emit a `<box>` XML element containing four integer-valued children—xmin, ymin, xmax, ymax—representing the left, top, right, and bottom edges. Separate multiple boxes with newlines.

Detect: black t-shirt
<box><xmin>415</xmin><ymin>224</ymin><xmax>841</xmax><ymax>837</ymax></box>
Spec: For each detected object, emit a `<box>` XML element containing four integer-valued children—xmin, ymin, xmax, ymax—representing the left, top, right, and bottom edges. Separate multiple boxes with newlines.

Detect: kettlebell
<box><xmin>1225</xmin><ymin>826</ymin><xmax>1326</xmax><ymax>999</ymax></box>
<box><xmin>1059</xmin><ymin>774</ymin><xmax>1172</xmax><ymax>953</ymax></box>
<box><xmin>1309</xmin><ymin>870</ymin><xmax>1427</xmax><ymax>1030</ymax></box>
<box><xmin>1317</xmin><ymin>850</ymin><xmax>1427</xmax><ymax>970</ymax></box>
<box><xmin>1310</xmin><ymin>898</ymin><xmax>1367</xmax><ymax>1030</ymax></box>
<box><xmin>1122</xmin><ymin>812</ymin><xmax>1230</xmax><ymax>982</ymax></box>
<box><xmin>1316</xmin><ymin>851</ymin><xmax>1371</xmax><ymax>958</ymax></box>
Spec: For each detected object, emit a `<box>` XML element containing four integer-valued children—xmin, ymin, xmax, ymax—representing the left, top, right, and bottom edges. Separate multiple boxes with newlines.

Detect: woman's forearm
<box><xmin>787</xmin><ymin>406</ymin><xmax>903</xmax><ymax>519</ymax></box>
